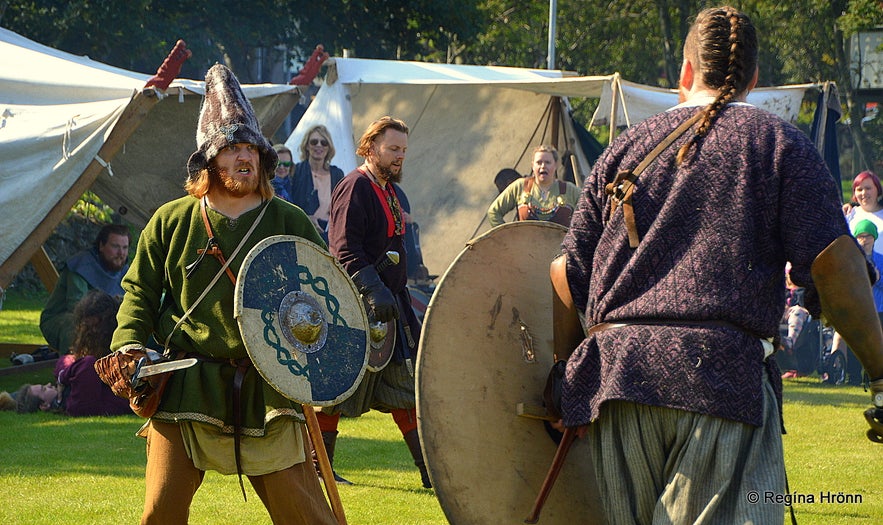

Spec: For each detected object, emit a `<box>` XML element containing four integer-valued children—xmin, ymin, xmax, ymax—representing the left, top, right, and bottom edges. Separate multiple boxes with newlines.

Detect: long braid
<box><xmin>676</xmin><ymin>7</ymin><xmax>756</xmax><ymax>165</ymax></box>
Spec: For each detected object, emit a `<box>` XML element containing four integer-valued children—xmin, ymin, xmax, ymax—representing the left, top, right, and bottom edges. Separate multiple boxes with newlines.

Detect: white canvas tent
<box><xmin>286</xmin><ymin>57</ymin><xmax>824</xmax><ymax>277</ymax></box>
<box><xmin>0</xmin><ymin>28</ymin><xmax>302</xmax><ymax>289</ymax></box>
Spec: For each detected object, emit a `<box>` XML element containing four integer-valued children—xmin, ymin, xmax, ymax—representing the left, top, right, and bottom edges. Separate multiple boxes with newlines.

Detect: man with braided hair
<box><xmin>551</xmin><ymin>6</ymin><xmax>883</xmax><ymax>524</ymax></box>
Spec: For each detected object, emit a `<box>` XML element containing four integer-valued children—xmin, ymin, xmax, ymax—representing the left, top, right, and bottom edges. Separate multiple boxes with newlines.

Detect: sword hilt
<box><xmin>524</xmin><ymin>426</ymin><xmax>577</xmax><ymax>523</ymax></box>
<box><xmin>131</xmin><ymin>357</ymin><xmax>150</xmax><ymax>392</ymax></box>
<box><xmin>131</xmin><ymin>350</ymin><xmax>166</xmax><ymax>391</ymax></box>
<box><xmin>375</xmin><ymin>251</ymin><xmax>400</xmax><ymax>274</ymax></box>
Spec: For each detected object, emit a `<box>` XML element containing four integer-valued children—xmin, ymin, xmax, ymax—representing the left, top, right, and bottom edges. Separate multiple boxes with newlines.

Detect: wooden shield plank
<box><xmin>417</xmin><ymin>222</ymin><xmax>605</xmax><ymax>524</ymax></box>
<box><xmin>235</xmin><ymin>235</ymin><xmax>370</xmax><ymax>406</ymax></box>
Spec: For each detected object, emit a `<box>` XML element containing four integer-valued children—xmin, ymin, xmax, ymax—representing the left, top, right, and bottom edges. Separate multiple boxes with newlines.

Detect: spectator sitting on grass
<box><xmin>39</xmin><ymin>224</ymin><xmax>130</xmax><ymax>355</ymax></box>
<box><xmin>0</xmin><ymin>391</ymin><xmax>14</xmax><ymax>411</ymax></box>
<box><xmin>0</xmin><ymin>383</ymin><xmax>61</xmax><ymax>413</ymax></box>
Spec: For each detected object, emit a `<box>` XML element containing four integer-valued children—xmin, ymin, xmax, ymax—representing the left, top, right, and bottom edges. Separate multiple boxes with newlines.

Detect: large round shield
<box><xmin>417</xmin><ymin>222</ymin><xmax>605</xmax><ymax>524</ymax></box>
<box><xmin>235</xmin><ymin>235</ymin><xmax>370</xmax><ymax>406</ymax></box>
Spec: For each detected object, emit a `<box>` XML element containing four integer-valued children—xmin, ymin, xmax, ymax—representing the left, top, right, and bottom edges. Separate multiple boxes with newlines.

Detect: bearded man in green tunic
<box><xmin>110</xmin><ymin>64</ymin><xmax>337</xmax><ymax>525</ymax></box>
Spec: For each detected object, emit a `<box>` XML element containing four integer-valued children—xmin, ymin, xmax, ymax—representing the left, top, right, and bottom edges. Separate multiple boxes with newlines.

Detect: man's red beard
<box><xmin>211</xmin><ymin>165</ymin><xmax>259</xmax><ymax>197</ymax></box>
<box><xmin>377</xmin><ymin>163</ymin><xmax>403</xmax><ymax>184</ymax></box>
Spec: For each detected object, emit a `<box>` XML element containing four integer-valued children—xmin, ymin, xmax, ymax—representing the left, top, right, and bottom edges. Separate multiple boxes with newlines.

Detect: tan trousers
<box><xmin>141</xmin><ymin>420</ymin><xmax>337</xmax><ymax>525</ymax></box>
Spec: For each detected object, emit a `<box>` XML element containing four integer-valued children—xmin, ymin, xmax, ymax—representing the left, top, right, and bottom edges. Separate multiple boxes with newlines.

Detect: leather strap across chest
<box><xmin>605</xmin><ymin>111</ymin><xmax>702</xmax><ymax>248</ymax></box>
<box><xmin>198</xmin><ymin>198</ymin><xmax>239</xmax><ymax>284</ymax></box>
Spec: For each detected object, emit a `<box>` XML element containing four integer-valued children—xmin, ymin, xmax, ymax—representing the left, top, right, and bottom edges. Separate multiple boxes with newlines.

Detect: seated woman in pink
<box><xmin>56</xmin><ymin>290</ymin><xmax>131</xmax><ymax>416</ymax></box>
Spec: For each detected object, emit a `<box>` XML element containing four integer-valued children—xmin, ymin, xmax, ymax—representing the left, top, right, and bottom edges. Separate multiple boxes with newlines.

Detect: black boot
<box><xmin>318</xmin><ymin>430</ymin><xmax>353</xmax><ymax>485</ymax></box>
<box><xmin>403</xmin><ymin>429</ymin><xmax>432</xmax><ymax>489</ymax></box>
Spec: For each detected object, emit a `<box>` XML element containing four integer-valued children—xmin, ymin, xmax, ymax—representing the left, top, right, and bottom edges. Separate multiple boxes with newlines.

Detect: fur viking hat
<box><xmin>187</xmin><ymin>63</ymin><xmax>277</xmax><ymax>181</ymax></box>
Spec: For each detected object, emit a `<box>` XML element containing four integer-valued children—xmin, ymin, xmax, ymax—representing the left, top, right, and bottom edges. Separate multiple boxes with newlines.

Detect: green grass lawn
<box><xmin>0</xmin><ymin>408</ymin><xmax>445</xmax><ymax>525</ymax></box>
<box><xmin>1</xmin><ymin>291</ymin><xmax>881</xmax><ymax>524</ymax></box>
<box><xmin>0</xmin><ymin>289</ymin><xmax>48</xmax><ymax>345</ymax></box>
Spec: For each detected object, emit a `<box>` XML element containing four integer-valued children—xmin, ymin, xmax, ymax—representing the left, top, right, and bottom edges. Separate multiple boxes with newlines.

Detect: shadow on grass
<box><xmin>782</xmin><ymin>377</ymin><xmax>867</xmax><ymax>407</ymax></box>
<box><xmin>330</xmin><ymin>434</ymin><xmax>435</xmax><ymax>493</ymax></box>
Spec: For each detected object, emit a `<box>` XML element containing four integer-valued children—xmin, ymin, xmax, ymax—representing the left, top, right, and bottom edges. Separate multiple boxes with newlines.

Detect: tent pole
<box><xmin>608</xmin><ymin>74</ymin><xmax>621</xmax><ymax>144</ymax></box>
<box><xmin>547</xmin><ymin>0</ymin><xmax>557</xmax><ymax>69</ymax></box>
<box><xmin>551</xmin><ymin>97</ymin><xmax>560</xmax><ymax>146</ymax></box>
<box><xmin>0</xmin><ymin>89</ymin><xmax>161</xmax><ymax>290</ymax></box>
<box><xmin>29</xmin><ymin>247</ymin><xmax>59</xmax><ymax>293</ymax></box>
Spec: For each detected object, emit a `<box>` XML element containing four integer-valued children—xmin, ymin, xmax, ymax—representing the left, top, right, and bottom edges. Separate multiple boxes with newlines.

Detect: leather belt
<box><xmin>231</xmin><ymin>357</ymin><xmax>251</xmax><ymax>499</ymax></box>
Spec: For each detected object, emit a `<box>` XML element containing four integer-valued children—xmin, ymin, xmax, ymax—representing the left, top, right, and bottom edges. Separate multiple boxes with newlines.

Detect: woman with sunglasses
<box><xmin>288</xmin><ymin>125</ymin><xmax>345</xmax><ymax>242</ymax></box>
<box><xmin>271</xmin><ymin>143</ymin><xmax>295</xmax><ymax>201</ymax></box>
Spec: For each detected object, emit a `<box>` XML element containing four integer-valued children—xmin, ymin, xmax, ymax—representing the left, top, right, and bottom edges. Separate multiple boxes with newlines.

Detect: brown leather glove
<box><xmin>866</xmin><ymin>378</ymin><xmax>883</xmax><ymax>444</ymax></box>
<box><xmin>94</xmin><ymin>347</ymin><xmax>149</xmax><ymax>399</ymax></box>
<box><xmin>94</xmin><ymin>346</ymin><xmax>170</xmax><ymax>418</ymax></box>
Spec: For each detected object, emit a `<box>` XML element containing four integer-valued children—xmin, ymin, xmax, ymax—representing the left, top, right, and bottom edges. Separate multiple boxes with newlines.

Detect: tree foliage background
<box><xmin>1</xmin><ymin>0</ymin><xmax>881</xmax><ymax>170</ymax></box>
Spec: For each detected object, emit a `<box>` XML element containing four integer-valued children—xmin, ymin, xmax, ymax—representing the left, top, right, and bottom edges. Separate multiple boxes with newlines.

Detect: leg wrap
<box><xmin>392</xmin><ymin>407</ymin><xmax>418</xmax><ymax>435</ymax></box>
<box><xmin>315</xmin><ymin>411</ymin><xmax>340</xmax><ymax>433</ymax></box>
<box><xmin>403</xmin><ymin>428</ymin><xmax>432</xmax><ymax>488</ymax></box>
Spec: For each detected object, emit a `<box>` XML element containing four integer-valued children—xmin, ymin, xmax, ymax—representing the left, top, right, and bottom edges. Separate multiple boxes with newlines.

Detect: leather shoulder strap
<box><xmin>167</xmin><ymin>199</ymin><xmax>270</xmax><ymax>353</ymax></box>
<box><xmin>605</xmin><ymin>111</ymin><xmax>703</xmax><ymax>248</ymax></box>
<box><xmin>199</xmin><ymin>197</ymin><xmax>238</xmax><ymax>285</ymax></box>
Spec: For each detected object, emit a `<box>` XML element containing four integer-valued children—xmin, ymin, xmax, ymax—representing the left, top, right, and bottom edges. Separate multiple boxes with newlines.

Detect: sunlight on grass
<box><xmin>2</xmin><ymin>297</ymin><xmax>880</xmax><ymax>524</ymax></box>
<box><xmin>781</xmin><ymin>378</ymin><xmax>882</xmax><ymax>525</ymax></box>
<box><xmin>0</xmin><ymin>289</ymin><xmax>47</xmax><ymax>344</ymax></box>
<box><xmin>0</xmin><ymin>410</ymin><xmax>445</xmax><ymax>525</ymax></box>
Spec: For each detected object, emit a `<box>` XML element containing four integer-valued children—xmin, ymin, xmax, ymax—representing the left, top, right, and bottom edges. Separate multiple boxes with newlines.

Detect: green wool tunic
<box><xmin>112</xmin><ymin>195</ymin><xmax>326</xmax><ymax>435</ymax></box>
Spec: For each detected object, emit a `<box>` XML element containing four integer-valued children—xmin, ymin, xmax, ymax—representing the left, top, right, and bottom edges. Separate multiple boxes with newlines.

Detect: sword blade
<box><xmin>134</xmin><ymin>358</ymin><xmax>198</xmax><ymax>380</ymax></box>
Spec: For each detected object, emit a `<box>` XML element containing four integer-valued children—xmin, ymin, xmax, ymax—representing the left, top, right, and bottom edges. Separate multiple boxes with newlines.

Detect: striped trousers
<box><xmin>587</xmin><ymin>374</ymin><xmax>785</xmax><ymax>524</ymax></box>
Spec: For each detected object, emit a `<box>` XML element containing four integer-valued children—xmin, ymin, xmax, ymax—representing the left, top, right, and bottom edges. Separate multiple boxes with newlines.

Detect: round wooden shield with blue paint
<box><xmin>234</xmin><ymin>235</ymin><xmax>370</xmax><ymax>406</ymax></box>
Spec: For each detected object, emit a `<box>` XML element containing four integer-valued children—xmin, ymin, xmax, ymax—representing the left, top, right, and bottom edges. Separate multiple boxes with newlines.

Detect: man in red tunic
<box><xmin>320</xmin><ymin>116</ymin><xmax>431</xmax><ymax>489</ymax></box>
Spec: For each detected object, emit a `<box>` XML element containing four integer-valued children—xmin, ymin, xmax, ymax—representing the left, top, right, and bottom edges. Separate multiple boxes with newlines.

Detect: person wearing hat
<box><xmin>829</xmin><ymin>219</ymin><xmax>883</xmax><ymax>385</ymax></box>
<box><xmin>109</xmin><ymin>64</ymin><xmax>336</xmax><ymax>524</ymax></box>
<box><xmin>853</xmin><ymin>218</ymin><xmax>883</xmax><ymax>321</ymax></box>
<box><xmin>855</xmin><ymin>218</ymin><xmax>883</xmax><ymax>313</ymax></box>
